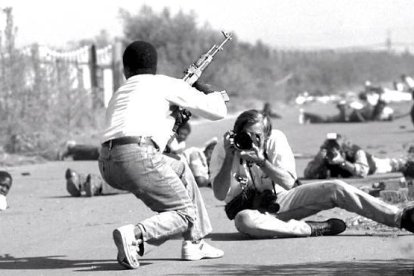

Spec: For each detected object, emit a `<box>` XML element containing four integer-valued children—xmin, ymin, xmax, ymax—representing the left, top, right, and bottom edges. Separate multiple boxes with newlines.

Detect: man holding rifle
<box><xmin>99</xmin><ymin>40</ymin><xmax>229</xmax><ymax>269</ymax></box>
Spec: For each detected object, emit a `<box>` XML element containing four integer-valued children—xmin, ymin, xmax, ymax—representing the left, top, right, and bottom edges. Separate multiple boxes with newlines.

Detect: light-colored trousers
<box><xmin>99</xmin><ymin>143</ymin><xmax>212</xmax><ymax>255</ymax></box>
<box><xmin>234</xmin><ymin>180</ymin><xmax>402</xmax><ymax>238</ymax></box>
<box><xmin>372</xmin><ymin>157</ymin><xmax>399</xmax><ymax>174</ymax></box>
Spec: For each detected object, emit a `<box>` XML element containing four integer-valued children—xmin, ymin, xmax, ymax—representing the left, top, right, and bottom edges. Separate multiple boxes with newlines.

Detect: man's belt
<box><xmin>102</xmin><ymin>136</ymin><xmax>155</xmax><ymax>149</ymax></box>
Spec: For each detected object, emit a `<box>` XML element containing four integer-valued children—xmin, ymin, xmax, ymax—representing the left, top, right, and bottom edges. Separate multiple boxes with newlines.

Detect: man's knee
<box><xmin>177</xmin><ymin>205</ymin><xmax>198</xmax><ymax>226</ymax></box>
<box><xmin>234</xmin><ymin>209</ymin><xmax>258</xmax><ymax>234</ymax></box>
<box><xmin>166</xmin><ymin>157</ymin><xmax>186</xmax><ymax>178</ymax></box>
<box><xmin>321</xmin><ymin>179</ymin><xmax>349</xmax><ymax>199</ymax></box>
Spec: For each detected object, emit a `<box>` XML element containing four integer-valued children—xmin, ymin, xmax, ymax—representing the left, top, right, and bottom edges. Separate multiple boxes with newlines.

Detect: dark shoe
<box><xmin>84</xmin><ymin>174</ymin><xmax>101</xmax><ymax>197</ymax></box>
<box><xmin>65</xmin><ymin>169</ymin><xmax>81</xmax><ymax>197</ymax></box>
<box><xmin>306</xmin><ymin>218</ymin><xmax>346</xmax><ymax>236</ymax></box>
<box><xmin>401</xmin><ymin>205</ymin><xmax>414</xmax><ymax>233</ymax></box>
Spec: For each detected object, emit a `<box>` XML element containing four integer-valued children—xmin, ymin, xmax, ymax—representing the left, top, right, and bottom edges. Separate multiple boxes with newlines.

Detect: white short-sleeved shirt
<box><xmin>210</xmin><ymin>129</ymin><xmax>297</xmax><ymax>203</ymax></box>
<box><xmin>101</xmin><ymin>74</ymin><xmax>227</xmax><ymax>151</ymax></box>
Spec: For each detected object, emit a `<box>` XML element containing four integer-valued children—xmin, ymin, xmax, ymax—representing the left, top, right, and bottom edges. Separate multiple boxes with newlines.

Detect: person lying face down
<box><xmin>304</xmin><ymin>133</ymin><xmax>407</xmax><ymax>179</ymax></box>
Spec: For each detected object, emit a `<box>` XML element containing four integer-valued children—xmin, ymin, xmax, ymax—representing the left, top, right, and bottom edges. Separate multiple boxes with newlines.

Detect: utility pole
<box><xmin>385</xmin><ymin>30</ymin><xmax>392</xmax><ymax>52</ymax></box>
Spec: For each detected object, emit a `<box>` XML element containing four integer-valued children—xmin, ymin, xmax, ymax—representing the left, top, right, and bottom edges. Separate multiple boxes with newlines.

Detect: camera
<box><xmin>230</xmin><ymin>132</ymin><xmax>253</xmax><ymax>150</ymax></box>
<box><xmin>257</xmin><ymin>190</ymin><xmax>279</xmax><ymax>213</ymax></box>
<box><xmin>325</xmin><ymin>149</ymin><xmax>339</xmax><ymax>160</ymax></box>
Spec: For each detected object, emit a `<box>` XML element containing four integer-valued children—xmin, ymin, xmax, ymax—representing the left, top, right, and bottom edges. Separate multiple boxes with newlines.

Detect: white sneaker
<box><xmin>181</xmin><ymin>240</ymin><xmax>224</xmax><ymax>261</ymax></box>
<box><xmin>112</xmin><ymin>224</ymin><xmax>140</xmax><ymax>269</ymax></box>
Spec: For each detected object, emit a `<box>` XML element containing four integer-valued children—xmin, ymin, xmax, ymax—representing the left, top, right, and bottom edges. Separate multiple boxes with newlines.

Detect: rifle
<box><xmin>182</xmin><ymin>31</ymin><xmax>233</xmax><ymax>85</ymax></box>
<box><xmin>171</xmin><ymin>31</ymin><xmax>232</xmax><ymax>132</ymax></box>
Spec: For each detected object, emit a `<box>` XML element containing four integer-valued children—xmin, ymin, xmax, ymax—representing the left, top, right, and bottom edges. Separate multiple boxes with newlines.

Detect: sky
<box><xmin>2</xmin><ymin>0</ymin><xmax>414</xmax><ymax>50</ymax></box>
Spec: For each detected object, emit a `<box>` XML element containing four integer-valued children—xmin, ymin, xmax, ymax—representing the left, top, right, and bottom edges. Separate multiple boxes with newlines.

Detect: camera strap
<box><xmin>245</xmin><ymin>158</ymin><xmax>276</xmax><ymax>197</ymax></box>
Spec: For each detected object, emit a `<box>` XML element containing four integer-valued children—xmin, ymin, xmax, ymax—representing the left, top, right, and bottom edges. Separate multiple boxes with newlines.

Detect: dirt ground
<box><xmin>1</xmin><ymin>101</ymin><xmax>414</xmax><ymax>275</ymax></box>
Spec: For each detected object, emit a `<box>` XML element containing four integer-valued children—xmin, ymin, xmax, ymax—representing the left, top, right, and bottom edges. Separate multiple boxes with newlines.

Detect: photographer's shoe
<box><xmin>306</xmin><ymin>218</ymin><xmax>346</xmax><ymax>236</ymax></box>
<box><xmin>113</xmin><ymin>225</ymin><xmax>140</xmax><ymax>269</ymax></box>
<box><xmin>182</xmin><ymin>240</ymin><xmax>224</xmax><ymax>261</ymax></box>
<box><xmin>401</xmin><ymin>205</ymin><xmax>414</xmax><ymax>233</ymax></box>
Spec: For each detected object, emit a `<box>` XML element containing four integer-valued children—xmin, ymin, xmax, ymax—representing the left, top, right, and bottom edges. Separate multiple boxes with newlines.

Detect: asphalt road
<box><xmin>1</xmin><ymin>101</ymin><xmax>414</xmax><ymax>275</ymax></box>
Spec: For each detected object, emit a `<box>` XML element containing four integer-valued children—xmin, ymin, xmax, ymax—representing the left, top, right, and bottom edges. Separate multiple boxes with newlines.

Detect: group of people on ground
<box><xmin>89</xmin><ymin>40</ymin><xmax>414</xmax><ymax>270</ymax></box>
<box><xmin>300</xmin><ymin>81</ymin><xmax>396</xmax><ymax>124</ymax></box>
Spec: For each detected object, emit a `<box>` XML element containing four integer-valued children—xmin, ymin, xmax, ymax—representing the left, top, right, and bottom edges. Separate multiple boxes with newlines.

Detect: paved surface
<box><xmin>2</xmin><ymin>102</ymin><xmax>414</xmax><ymax>275</ymax></box>
<box><xmin>1</xmin><ymin>161</ymin><xmax>414</xmax><ymax>275</ymax></box>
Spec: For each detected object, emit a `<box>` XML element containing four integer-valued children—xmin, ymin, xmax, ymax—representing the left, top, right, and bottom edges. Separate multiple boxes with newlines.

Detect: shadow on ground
<box><xmin>0</xmin><ymin>254</ymin><xmax>153</xmax><ymax>272</ymax></box>
<box><xmin>172</xmin><ymin>259</ymin><xmax>414</xmax><ymax>276</ymax></box>
<box><xmin>207</xmin><ymin>232</ymin><xmax>251</xmax><ymax>241</ymax></box>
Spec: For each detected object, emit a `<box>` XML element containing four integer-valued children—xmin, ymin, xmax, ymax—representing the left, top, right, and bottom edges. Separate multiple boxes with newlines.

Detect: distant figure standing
<box><xmin>262</xmin><ymin>102</ymin><xmax>281</xmax><ymax>119</ymax></box>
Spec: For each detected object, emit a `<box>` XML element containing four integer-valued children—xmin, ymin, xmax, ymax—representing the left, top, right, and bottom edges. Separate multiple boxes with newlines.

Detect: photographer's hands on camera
<box><xmin>322</xmin><ymin>148</ymin><xmax>346</xmax><ymax>166</ymax></box>
<box><xmin>223</xmin><ymin>131</ymin><xmax>266</xmax><ymax>168</ymax></box>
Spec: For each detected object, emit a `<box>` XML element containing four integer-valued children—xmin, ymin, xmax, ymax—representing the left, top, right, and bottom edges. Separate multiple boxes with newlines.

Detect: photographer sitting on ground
<box><xmin>304</xmin><ymin>133</ymin><xmax>406</xmax><ymax>179</ymax></box>
<box><xmin>210</xmin><ymin>109</ymin><xmax>414</xmax><ymax>238</ymax></box>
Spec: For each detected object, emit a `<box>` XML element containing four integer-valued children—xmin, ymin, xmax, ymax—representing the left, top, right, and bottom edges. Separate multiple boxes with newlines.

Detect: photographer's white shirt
<box><xmin>210</xmin><ymin>129</ymin><xmax>297</xmax><ymax>203</ymax></box>
<box><xmin>101</xmin><ymin>74</ymin><xmax>227</xmax><ymax>151</ymax></box>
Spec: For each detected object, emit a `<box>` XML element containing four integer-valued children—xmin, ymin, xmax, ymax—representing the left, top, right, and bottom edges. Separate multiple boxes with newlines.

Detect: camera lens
<box><xmin>233</xmin><ymin>132</ymin><xmax>253</xmax><ymax>150</ymax></box>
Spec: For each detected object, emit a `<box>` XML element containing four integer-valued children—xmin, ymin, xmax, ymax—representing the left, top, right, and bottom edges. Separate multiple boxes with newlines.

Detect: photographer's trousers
<box><xmin>99</xmin><ymin>143</ymin><xmax>212</xmax><ymax>255</ymax></box>
<box><xmin>234</xmin><ymin>179</ymin><xmax>402</xmax><ymax>238</ymax></box>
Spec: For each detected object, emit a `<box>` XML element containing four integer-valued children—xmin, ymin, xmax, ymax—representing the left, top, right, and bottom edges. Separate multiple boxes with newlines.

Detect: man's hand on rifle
<box><xmin>193</xmin><ymin>81</ymin><xmax>215</xmax><ymax>94</ymax></box>
<box><xmin>193</xmin><ymin>81</ymin><xmax>230</xmax><ymax>103</ymax></box>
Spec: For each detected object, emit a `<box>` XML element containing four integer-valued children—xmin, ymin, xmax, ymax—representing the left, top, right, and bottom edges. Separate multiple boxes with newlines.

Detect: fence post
<box><xmin>112</xmin><ymin>39</ymin><xmax>124</xmax><ymax>93</ymax></box>
<box><xmin>89</xmin><ymin>44</ymin><xmax>101</xmax><ymax>109</ymax></box>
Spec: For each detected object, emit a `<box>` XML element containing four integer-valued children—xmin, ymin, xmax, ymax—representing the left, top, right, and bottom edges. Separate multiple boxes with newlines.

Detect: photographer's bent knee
<box><xmin>234</xmin><ymin>209</ymin><xmax>258</xmax><ymax>234</ymax></box>
<box><xmin>321</xmin><ymin>179</ymin><xmax>348</xmax><ymax>200</ymax></box>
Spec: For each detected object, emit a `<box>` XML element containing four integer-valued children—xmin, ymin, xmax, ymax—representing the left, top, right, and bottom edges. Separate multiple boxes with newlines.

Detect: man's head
<box><xmin>233</xmin><ymin>109</ymin><xmax>272</xmax><ymax>149</ymax></box>
<box><xmin>123</xmin><ymin>41</ymin><xmax>157</xmax><ymax>78</ymax></box>
<box><xmin>321</xmin><ymin>133</ymin><xmax>344</xmax><ymax>160</ymax></box>
<box><xmin>0</xmin><ymin>171</ymin><xmax>12</xmax><ymax>196</ymax></box>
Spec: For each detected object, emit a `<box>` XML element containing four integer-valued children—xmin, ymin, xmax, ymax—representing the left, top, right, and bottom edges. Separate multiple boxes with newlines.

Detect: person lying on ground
<box><xmin>300</xmin><ymin>98</ymin><xmax>393</xmax><ymax>124</ymax></box>
<box><xmin>65</xmin><ymin>168</ymin><xmax>127</xmax><ymax>197</ymax></box>
<box><xmin>402</xmin><ymin>74</ymin><xmax>414</xmax><ymax>126</ymax></box>
<box><xmin>183</xmin><ymin>137</ymin><xmax>218</xmax><ymax>187</ymax></box>
<box><xmin>210</xmin><ymin>109</ymin><xmax>414</xmax><ymax>239</ymax></box>
<box><xmin>304</xmin><ymin>133</ymin><xmax>406</xmax><ymax>179</ymax></box>
<box><xmin>59</xmin><ymin>141</ymin><xmax>100</xmax><ymax>160</ymax></box>
<box><xmin>0</xmin><ymin>171</ymin><xmax>12</xmax><ymax>211</ymax></box>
